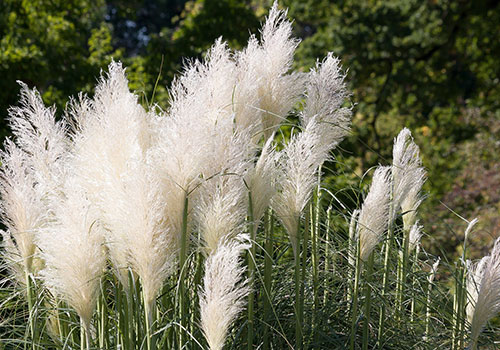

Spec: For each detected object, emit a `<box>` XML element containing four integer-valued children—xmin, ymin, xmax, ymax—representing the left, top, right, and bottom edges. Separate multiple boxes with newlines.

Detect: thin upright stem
<box><xmin>362</xmin><ymin>253</ymin><xmax>374</xmax><ymax>350</ymax></box>
<box><xmin>397</xmin><ymin>226</ymin><xmax>411</xmax><ymax>318</ymax></box>
<box><xmin>25</xmin><ymin>270</ymin><xmax>36</xmax><ymax>350</ymax></box>
<box><xmin>294</xmin><ymin>217</ymin><xmax>303</xmax><ymax>350</ymax></box>
<box><xmin>263</xmin><ymin>210</ymin><xmax>273</xmax><ymax>350</ymax></box>
<box><xmin>179</xmin><ymin>193</ymin><xmax>189</xmax><ymax>349</ymax></box>
<box><xmin>349</xmin><ymin>240</ymin><xmax>362</xmax><ymax>350</ymax></box>
<box><xmin>247</xmin><ymin>191</ymin><xmax>256</xmax><ymax>350</ymax></box>
<box><xmin>323</xmin><ymin>207</ymin><xmax>331</xmax><ymax>305</ymax></box>
<box><xmin>378</xmin><ymin>209</ymin><xmax>395</xmax><ymax>349</ymax></box>
<box><xmin>312</xmin><ymin>168</ymin><xmax>321</xmax><ymax>320</ymax></box>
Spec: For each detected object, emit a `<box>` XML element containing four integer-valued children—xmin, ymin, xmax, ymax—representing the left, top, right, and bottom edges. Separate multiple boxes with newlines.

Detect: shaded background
<box><xmin>1</xmin><ymin>0</ymin><xmax>499</xmax><ymax>260</ymax></box>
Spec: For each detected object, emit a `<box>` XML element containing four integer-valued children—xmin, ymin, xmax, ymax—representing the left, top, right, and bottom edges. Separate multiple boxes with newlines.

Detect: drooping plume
<box><xmin>466</xmin><ymin>256</ymin><xmax>489</xmax><ymax>324</ymax></box>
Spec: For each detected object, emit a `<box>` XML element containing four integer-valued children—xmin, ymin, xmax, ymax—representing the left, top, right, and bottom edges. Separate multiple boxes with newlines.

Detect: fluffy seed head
<box><xmin>469</xmin><ymin>237</ymin><xmax>500</xmax><ymax>347</ymax></box>
<box><xmin>37</xmin><ymin>175</ymin><xmax>106</xmax><ymax>327</ymax></box>
<box><xmin>392</xmin><ymin>128</ymin><xmax>425</xmax><ymax>223</ymax></box>
<box><xmin>466</xmin><ymin>256</ymin><xmax>489</xmax><ymax>324</ymax></box>
<box><xmin>200</xmin><ymin>238</ymin><xmax>250</xmax><ymax>350</ymax></box>
<box><xmin>70</xmin><ymin>62</ymin><xmax>175</xmax><ymax>301</ymax></box>
<box><xmin>235</xmin><ymin>2</ymin><xmax>305</xmax><ymax>140</ymax></box>
<box><xmin>245</xmin><ymin>135</ymin><xmax>280</xmax><ymax>233</ymax></box>
<box><xmin>302</xmin><ymin>53</ymin><xmax>352</xmax><ymax>147</ymax></box>
<box><xmin>409</xmin><ymin>222</ymin><xmax>424</xmax><ymax>251</ymax></box>
<box><xmin>1</xmin><ymin>84</ymin><xmax>67</xmax><ymax>281</ymax></box>
<box><xmin>358</xmin><ymin>166</ymin><xmax>391</xmax><ymax>262</ymax></box>
<box><xmin>272</xmin><ymin>122</ymin><xmax>328</xmax><ymax>254</ymax></box>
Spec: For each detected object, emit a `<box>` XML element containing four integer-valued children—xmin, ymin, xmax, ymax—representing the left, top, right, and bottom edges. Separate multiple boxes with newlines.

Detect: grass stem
<box><xmin>247</xmin><ymin>191</ymin><xmax>256</xmax><ymax>350</ymax></box>
<box><xmin>350</xmin><ymin>240</ymin><xmax>361</xmax><ymax>350</ymax></box>
<box><xmin>362</xmin><ymin>253</ymin><xmax>374</xmax><ymax>350</ymax></box>
<box><xmin>179</xmin><ymin>193</ymin><xmax>189</xmax><ymax>349</ymax></box>
<box><xmin>263</xmin><ymin>209</ymin><xmax>273</xmax><ymax>350</ymax></box>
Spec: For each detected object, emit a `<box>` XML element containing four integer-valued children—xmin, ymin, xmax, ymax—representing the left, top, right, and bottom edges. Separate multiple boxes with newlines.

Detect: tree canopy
<box><xmin>1</xmin><ymin>0</ymin><xmax>499</xmax><ymax>257</ymax></box>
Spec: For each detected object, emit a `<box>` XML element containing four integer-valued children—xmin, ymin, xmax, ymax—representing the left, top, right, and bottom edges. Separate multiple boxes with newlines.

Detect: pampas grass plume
<box><xmin>468</xmin><ymin>235</ymin><xmax>500</xmax><ymax>349</ymax></box>
<box><xmin>200</xmin><ymin>238</ymin><xmax>250</xmax><ymax>350</ymax></box>
<box><xmin>358</xmin><ymin>166</ymin><xmax>391</xmax><ymax>262</ymax></box>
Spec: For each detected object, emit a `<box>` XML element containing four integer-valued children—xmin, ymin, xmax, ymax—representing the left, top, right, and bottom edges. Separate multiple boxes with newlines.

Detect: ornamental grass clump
<box><xmin>2</xmin><ymin>3</ymin><xmax>500</xmax><ymax>350</ymax></box>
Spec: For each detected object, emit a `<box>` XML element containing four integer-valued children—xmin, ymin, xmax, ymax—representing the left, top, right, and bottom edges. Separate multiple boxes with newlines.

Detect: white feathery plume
<box><xmin>37</xmin><ymin>172</ymin><xmax>106</xmax><ymax>332</ymax></box>
<box><xmin>401</xmin><ymin>169</ymin><xmax>426</xmax><ymax>231</ymax></box>
<box><xmin>195</xmin><ymin>176</ymin><xmax>247</xmax><ymax>253</ymax></box>
<box><xmin>357</xmin><ymin>166</ymin><xmax>391</xmax><ymax>262</ymax></box>
<box><xmin>70</xmin><ymin>62</ymin><xmax>176</xmax><ymax>304</ymax></box>
<box><xmin>7</xmin><ymin>82</ymin><xmax>68</xmax><ymax>192</ymax></box>
<box><xmin>468</xmin><ymin>236</ymin><xmax>500</xmax><ymax>348</ymax></box>
<box><xmin>429</xmin><ymin>257</ymin><xmax>440</xmax><ymax>284</ymax></box>
<box><xmin>99</xmin><ymin>156</ymin><xmax>176</xmax><ymax>308</ymax></box>
<box><xmin>199</xmin><ymin>238</ymin><xmax>250</xmax><ymax>350</ymax></box>
<box><xmin>466</xmin><ymin>256</ymin><xmax>489</xmax><ymax>324</ymax></box>
<box><xmin>193</xmin><ymin>117</ymin><xmax>255</xmax><ymax>252</ymax></box>
<box><xmin>0</xmin><ymin>141</ymin><xmax>41</xmax><ymax>281</ymax></box>
<box><xmin>408</xmin><ymin>221</ymin><xmax>424</xmax><ymax>252</ymax></box>
<box><xmin>151</xmin><ymin>40</ymin><xmax>245</xmax><ymax>253</ymax></box>
<box><xmin>302</xmin><ymin>53</ymin><xmax>352</xmax><ymax>146</ymax></box>
<box><xmin>245</xmin><ymin>135</ymin><xmax>280</xmax><ymax>233</ymax></box>
<box><xmin>392</xmin><ymin>128</ymin><xmax>425</xmax><ymax>224</ymax></box>
<box><xmin>234</xmin><ymin>1</ymin><xmax>305</xmax><ymax>139</ymax></box>
<box><xmin>272</xmin><ymin>49</ymin><xmax>351</xmax><ymax>254</ymax></box>
<box><xmin>272</xmin><ymin>121</ymin><xmax>330</xmax><ymax>254</ymax></box>
<box><xmin>0</xmin><ymin>84</ymin><xmax>67</xmax><ymax>281</ymax></box>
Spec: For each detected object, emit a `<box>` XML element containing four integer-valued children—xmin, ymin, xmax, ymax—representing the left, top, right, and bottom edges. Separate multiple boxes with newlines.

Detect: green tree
<box><xmin>0</xmin><ymin>0</ymin><xmax>120</xmax><ymax>138</ymax></box>
<box><xmin>283</xmin><ymin>0</ymin><xmax>500</xmax><ymax>255</ymax></box>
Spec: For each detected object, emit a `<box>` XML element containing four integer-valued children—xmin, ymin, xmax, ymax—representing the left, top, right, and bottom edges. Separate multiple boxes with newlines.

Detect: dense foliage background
<box><xmin>1</xmin><ymin>0</ymin><xmax>499</xmax><ymax>259</ymax></box>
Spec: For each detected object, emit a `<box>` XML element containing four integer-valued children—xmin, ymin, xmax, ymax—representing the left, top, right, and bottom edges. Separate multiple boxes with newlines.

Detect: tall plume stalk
<box><xmin>69</xmin><ymin>62</ymin><xmax>176</xmax><ymax>349</ymax></box>
<box><xmin>394</xmin><ymin>129</ymin><xmax>426</xmax><ymax>315</ymax></box>
<box><xmin>0</xmin><ymin>84</ymin><xmax>67</xmax><ymax>347</ymax></box>
<box><xmin>273</xmin><ymin>52</ymin><xmax>351</xmax><ymax>349</ymax></box>
<box><xmin>350</xmin><ymin>166</ymin><xmax>391</xmax><ymax>350</ymax></box>
<box><xmin>379</xmin><ymin>127</ymin><xmax>425</xmax><ymax>345</ymax></box>
<box><xmin>0</xmin><ymin>83</ymin><xmax>67</xmax><ymax>281</ymax></box>
<box><xmin>37</xmin><ymin>175</ymin><xmax>106</xmax><ymax>350</ymax></box>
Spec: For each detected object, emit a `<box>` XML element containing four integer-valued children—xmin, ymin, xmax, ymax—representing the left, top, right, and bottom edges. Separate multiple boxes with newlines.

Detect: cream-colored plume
<box><xmin>0</xmin><ymin>84</ymin><xmax>67</xmax><ymax>281</ymax></box>
<box><xmin>69</xmin><ymin>62</ymin><xmax>175</xmax><ymax>305</ymax></box>
<box><xmin>468</xmin><ymin>236</ymin><xmax>500</xmax><ymax>349</ymax></box>
<box><xmin>392</xmin><ymin>128</ymin><xmax>426</xmax><ymax>226</ymax></box>
<box><xmin>234</xmin><ymin>2</ymin><xmax>305</xmax><ymax>140</ymax></box>
<box><xmin>245</xmin><ymin>136</ymin><xmax>280</xmax><ymax>235</ymax></box>
<box><xmin>273</xmin><ymin>52</ymin><xmax>351</xmax><ymax>254</ymax></box>
<box><xmin>38</xmin><ymin>173</ymin><xmax>106</xmax><ymax>331</ymax></box>
<box><xmin>199</xmin><ymin>238</ymin><xmax>250</xmax><ymax>350</ymax></box>
<box><xmin>466</xmin><ymin>256</ymin><xmax>489</xmax><ymax>324</ymax></box>
<box><xmin>408</xmin><ymin>222</ymin><xmax>424</xmax><ymax>252</ymax></box>
<box><xmin>357</xmin><ymin>166</ymin><xmax>392</xmax><ymax>262</ymax></box>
